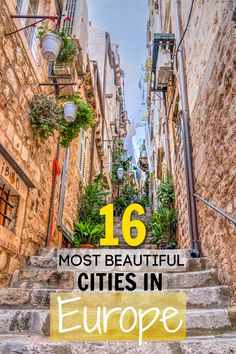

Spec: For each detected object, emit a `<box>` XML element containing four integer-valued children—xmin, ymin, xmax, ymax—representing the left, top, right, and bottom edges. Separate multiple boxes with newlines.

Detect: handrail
<box><xmin>194</xmin><ymin>194</ymin><xmax>236</xmax><ymax>225</ymax></box>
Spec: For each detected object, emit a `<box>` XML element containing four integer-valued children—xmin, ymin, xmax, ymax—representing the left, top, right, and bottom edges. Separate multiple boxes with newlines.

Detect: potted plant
<box><xmin>73</xmin><ymin>221</ymin><xmax>104</xmax><ymax>248</ymax></box>
<box><xmin>29</xmin><ymin>94</ymin><xmax>62</xmax><ymax>139</ymax></box>
<box><xmin>40</xmin><ymin>32</ymin><xmax>63</xmax><ymax>62</ymax></box>
<box><xmin>38</xmin><ymin>24</ymin><xmax>77</xmax><ymax>65</ymax></box>
<box><xmin>149</xmin><ymin>207</ymin><xmax>178</xmax><ymax>249</ymax></box>
<box><xmin>59</xmin><ymin>94</ymin><xmax>96</xmax><ymax>148</ymax></box>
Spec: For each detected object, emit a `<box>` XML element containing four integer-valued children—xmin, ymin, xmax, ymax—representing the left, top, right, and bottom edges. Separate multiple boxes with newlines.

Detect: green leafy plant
<box><xmin>157</xmin><ymin>172</ymin><xmax>174</xmax><ymax>208</ymax></box>
<box><xmin>114</xmin><ymin>184</ymin><xmax>138</xmax><ymax>212</ymax></box>
<box><xmin>56</xmin><ymin>30</ymin><xmax>77</xmax><ymax>65</ymax></box>
<box><xmin>149</xmin><ymin>207</ymin><xmax>178</xmax><ymax>246</ymax></box>
<box><xmin>29</xmin><ymin>94</ymin><xmax>62</xmax><ymax>139</ymax></box>
<box><xmin>78</xmin><ymin>174</ymin><xmax>108</xmax><ymax>224</ymax></box>
<box><xmin>59</xmin><ymin>94</ymin><xmax>96</xmax><ymax>148</ymax></box>
<box><xmin>38</xmin><ymin>24</ymin><xmax>77</xmax><ymax>65</ymax></box>
<box><xmin>114</xmin><ymin>196</ymin><xmax>127</xmax><ymax>211</ymax></box>
<box><xmin>122</xmin><ymin>184</ymin><xmax>137</xmax><ymax>205</ymax></box>
<box><xmin>138</xmin><ymin>196</ymin><xmax>150</xmax><ymax>208</ymax></box>
<box><xmin>73</xmin><ymin>221</ymin><xmax>104</xmax><ymax>247</ymax></box>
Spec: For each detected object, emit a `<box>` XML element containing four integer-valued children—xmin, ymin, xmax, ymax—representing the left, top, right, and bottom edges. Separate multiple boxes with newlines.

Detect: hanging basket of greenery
<box><xmin>59</xmin><ymin>94</ymin><xmax>96</xmax><ymax>148</ymax></box>
<box><xmin>29</xmin><ymin>94</ymin><xmax>62</xmax><ymax>140</ymax></box>
<box><xmin>38</xmin><ymin>24</ymin><xmax>77</xmax><ymax>65</ymax></box>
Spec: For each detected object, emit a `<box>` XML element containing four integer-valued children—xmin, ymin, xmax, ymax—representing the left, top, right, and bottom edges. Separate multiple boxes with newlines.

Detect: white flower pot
<box><xmin>41</xmin><ymin>33</ymin><xmax>63</xmax><ymax>62</ymax></box>
<box><xmin>64</xmin><ymin>102</ymin><xmax>78</xmax><ymax>122</ymax></box>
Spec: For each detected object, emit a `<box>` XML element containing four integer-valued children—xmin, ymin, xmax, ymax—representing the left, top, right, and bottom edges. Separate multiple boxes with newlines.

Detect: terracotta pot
<box><xmin>79</xmin><ymin>244</ymin><xmax>95</xmax><ymax>249</ymax></box>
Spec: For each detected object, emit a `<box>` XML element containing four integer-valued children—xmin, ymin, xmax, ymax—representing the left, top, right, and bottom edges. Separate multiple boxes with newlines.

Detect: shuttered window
<box><xmin>63</xmin><ymin>0</ymin><xmax>77</xmax><ymax>35</ymax></box>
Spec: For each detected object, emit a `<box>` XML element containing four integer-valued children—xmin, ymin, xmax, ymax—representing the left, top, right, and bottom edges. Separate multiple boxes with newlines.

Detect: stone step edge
<box><xmin>0</xmin><ymin>333</ymin><xmax>236</xmax><ymax>341</ymax></box>
<box><xmin>16</xmin><ymin>268</ymin><xmax>216</xmax><ymax>276</ymax></box>
<box><xmin>0</xmin><ymin>308</ymin><xmax>233</xmax><ymax>337</ymax></box>
<box><xmin>0</xmin><ymin>285</ymin><xmax>231</xmax><ymax>310</ymax></box>
<box><xmin>0</xmin><ymin>308</ymin><xmax>233</xmax><ymax>315</ymax></box>
<box><xmin>0</xmin><ymin>332</ymin><xmax>236</xmax><ymax>338</ymax></box>
<box><xmin>0</xmin><ymin>284</ymin><xmax>228</xmax><ymax>291</ymax></box>
<box><xmin>2</xmin><ymin>335</ymin><xmax>236</xmax><ymax>354</ymax></box>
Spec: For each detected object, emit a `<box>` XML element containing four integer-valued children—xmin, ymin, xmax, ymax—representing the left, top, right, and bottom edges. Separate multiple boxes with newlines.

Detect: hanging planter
<box><xmin>29</xmin><ymin>94</ymin><xmax>62</xmax><ymax>140</ymax></box>
<box><xmin>59</xmin><ymin>94</ymin><xmax>96</xmax><ymax>148</ymax></box>
<box><xmin>64</xmin><ymin>102</ymin><xmax>78</xmax><ymax>122</ymax></box>
<box><xmin>41</xmin><ymin>32</ymin><xmax>63</xmax><ymax>62</ymax></box>
<box><xmin>38</xmin><ymin>24</ymin><xmax>77</xmax><ymax>65</ymax></box>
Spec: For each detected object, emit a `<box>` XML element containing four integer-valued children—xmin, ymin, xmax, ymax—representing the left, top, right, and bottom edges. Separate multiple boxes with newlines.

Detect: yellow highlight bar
<box><xmin>50</xmin><ymin>292</ymin><xmax>186</xmax><ymax>344</ymax></box>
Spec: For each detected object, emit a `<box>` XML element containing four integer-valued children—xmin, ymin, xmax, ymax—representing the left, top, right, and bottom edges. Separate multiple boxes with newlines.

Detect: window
<box><xmin>63</xmin><ymin>0</ymin><xmax>77</xmax><ymax>35</ymax></box>
<box><xmin>0</xmin><ymin>183</ymin><xmax>19</xmax><ymax>233</ymax></box>
<box><xmin>0</xmin><ymin>185</ymin><xmax>11</xmax><ymax>226</ymax></box>
<box><xmin>78</xmin><ymin>129</ymin><xmax>87</xmax><ymax>180</ymax></box>
<box><xmin>16</xmin><ymin>0</ymin><xmax>39</xmax><ymax>58</ymax></box>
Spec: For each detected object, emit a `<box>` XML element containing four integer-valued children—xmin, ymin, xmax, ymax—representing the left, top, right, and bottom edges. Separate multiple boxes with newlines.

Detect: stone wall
<box><xmin>168</xmin><ymin>0</ymin><xmax>236</xmax><ymax>291</ymax></box>
<box><xmin>0</xmin><ymin>1</ymin><xmax>100</xmax><ymax>286</ymax></box>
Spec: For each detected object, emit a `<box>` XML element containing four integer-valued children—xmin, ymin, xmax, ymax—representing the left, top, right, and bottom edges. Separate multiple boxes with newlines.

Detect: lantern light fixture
<box><xmin>117</xmin><ymin>166</ymin><xmax>124</xmax><ymax>180</ymax></box>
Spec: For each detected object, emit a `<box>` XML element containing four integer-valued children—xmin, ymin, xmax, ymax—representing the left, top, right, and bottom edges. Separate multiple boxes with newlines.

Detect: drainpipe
<box><xmin>45</xmin><ymin>1</ymin><xmax>62</xmax><ymax>246</ymax></box>
<box><xmin>90</xmin><ymin>63</ymin><xmax>98</xmax><ymax>183</ymax></box>
<box><xmin>174</xmin><ymin>0</ymin><xmax>200</xmax><ymax>257</ymax></box>
<box><xmin>46</xmin><ymin>140</ymin><xmax>60</xmax><ymax>246</ymax></box>
<box><xmin>162</xmin><ymin>91</ymin><xmax>172</xmax><ymax>179</ymax></box>
<box><xmin>101</xmin><ymin>32</ymin><xmax>109</xmax><ymax>174</ymax></box>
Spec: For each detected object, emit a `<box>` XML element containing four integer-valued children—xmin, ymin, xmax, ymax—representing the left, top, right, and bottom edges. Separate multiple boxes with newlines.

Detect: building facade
<box><xmin>0</xmin><ymin>0</ymin><xmax>126</xmax><ymax>286</ymax></box>
<box><xmin>146</xmin><ymin>0</ymin><xmax>236</xmax><ymax>295</ymax></box>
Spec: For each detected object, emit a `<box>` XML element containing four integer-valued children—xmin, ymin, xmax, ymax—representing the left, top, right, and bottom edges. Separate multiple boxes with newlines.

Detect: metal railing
<box><xmin>194</xmin><ymin>194</ymin><xmax>236</xmax><ymax>226</ymax></box>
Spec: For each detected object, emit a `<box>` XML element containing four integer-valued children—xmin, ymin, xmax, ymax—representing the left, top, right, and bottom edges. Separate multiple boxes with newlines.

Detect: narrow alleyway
<box><xmin>0</xmin><ymin>0</ymin><xmax>235</xmax><ymax>353</ymax></box>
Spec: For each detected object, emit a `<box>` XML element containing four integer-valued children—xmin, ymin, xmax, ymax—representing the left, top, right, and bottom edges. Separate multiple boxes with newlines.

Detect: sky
<box><xmin>87</xmin><ymin>0</ymin><xmax>148</xmax><ymax>159</ymax></box>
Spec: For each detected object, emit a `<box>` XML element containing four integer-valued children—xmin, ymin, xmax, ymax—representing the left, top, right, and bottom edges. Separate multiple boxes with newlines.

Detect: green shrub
<box><xmin>114</xmin><ymin>184</ymin><xmax>137</xmax><ymax>212</ymax></box>
<box><xmin>149</xmin><ymin>207</ymin><xmax>178</xmax><ymax>245</ymax></box>
<box><xmin>157</xmin><ymin>172</ymin><xmax>174</xmax><ymax>208</ymax></box>
<box><xmin>78</xmin><ymin>175</ymin><xmax>108</xmax><ymax>224</ymax></box>
<box><xmin>73</xmin><ymin>221</ymin><xmax>104</xmax><ymax>247</ymax></box>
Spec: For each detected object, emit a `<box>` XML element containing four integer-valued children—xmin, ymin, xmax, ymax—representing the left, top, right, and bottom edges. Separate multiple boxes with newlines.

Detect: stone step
<box><xmin>27</xmin><ymin>256</ymin><xmax>209</xmax><ymax>273</ymax></box>
<box><xmin>37</xmin><ymin>248</ymin><xmax>191</xmax><ymax>257</ymax></box>
<box><xmin>1</xmin><ymin>334</ymin><xmax>236</xmax><ymax>354</ymax></box>
<box><xmin>0</xmin><ymin>308</ymin><xmax>232</xmax><ymax>336</ymax></box>
<box><xmin>0</xmin><ymin>286</ymin><xmax>230</xmax><ymax>310</ymax></box>
<box><xmin>104</xmin><ymin>244</ymin><xmax>158</xmax><ymax>249</ymax></box>
<box><xmin>11</xmin><ymin>269</ymin><xmax>75</xmax><ymax>289</ymax></box>
<box><xmin>167</xmin><ymin>269</ymin><xmax>218</xmax><ymax>289</ymax></box>
<box><xmin>37</xmin><ymin>248</ymin><xmax>57</xmax><ymax>257</ymax></box>
<box><xmin>10</xmin><ymin>268</ymin><xmax>218</xmax><ymax>290</ymax></box>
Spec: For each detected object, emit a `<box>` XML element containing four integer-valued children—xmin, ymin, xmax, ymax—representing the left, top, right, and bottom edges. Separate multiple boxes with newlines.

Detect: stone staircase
<box><xmin>0</xmin><ymin>207</ymin><xmax>236</xmax><ymax>353</ymax></box>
